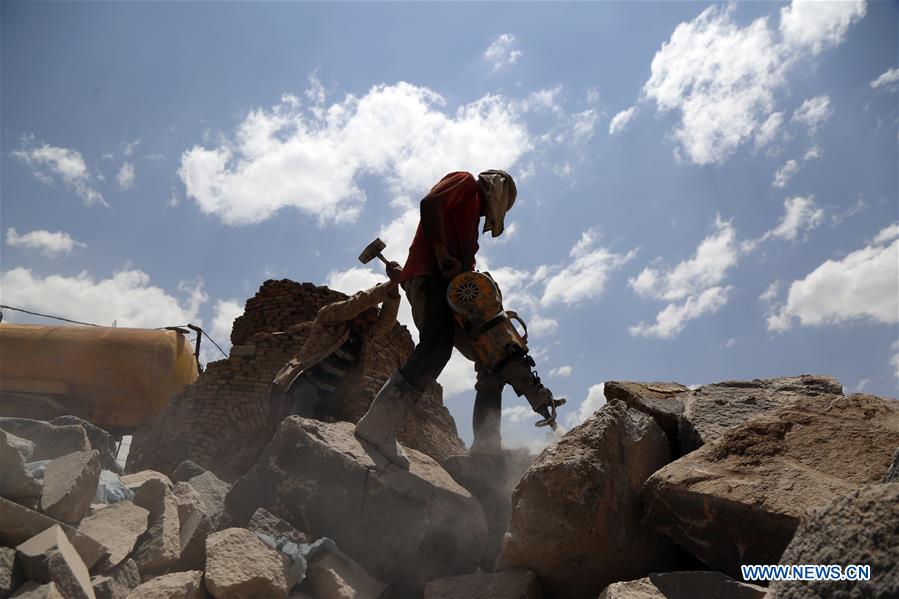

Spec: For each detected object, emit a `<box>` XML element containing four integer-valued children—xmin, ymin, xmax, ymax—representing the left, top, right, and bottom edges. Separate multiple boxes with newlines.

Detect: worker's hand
<box><xmin>434</xmin><ymin>243</ymin><xmax>462</xmax><ymax>280</ymax></box>
<box><xmin>386</xmin><ymin>261</ymin><xmax>403</xmax><ymax>284</ymax></box>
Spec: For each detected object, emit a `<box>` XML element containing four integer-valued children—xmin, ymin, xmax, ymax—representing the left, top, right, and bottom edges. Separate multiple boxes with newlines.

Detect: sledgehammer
<box><xmin>358</xmin><ymin>237</ymin><xmax>390</xmax><ymax>266</ymax></box>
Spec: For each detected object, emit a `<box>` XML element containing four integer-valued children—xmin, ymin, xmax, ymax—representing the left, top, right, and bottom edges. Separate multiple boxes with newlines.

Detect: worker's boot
<box><xmin>470</xmin><ymin>369</ymin><xmax>504</xmax><ymax>456</ymax></box>
<box><xmin>355</xmin><ymin>370</ymin><xmax>420</xmax><ymax>469</ymax></box>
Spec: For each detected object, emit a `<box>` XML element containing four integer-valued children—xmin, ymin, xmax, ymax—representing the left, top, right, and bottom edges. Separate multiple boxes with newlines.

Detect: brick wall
<box><xmin>128</xmin><ymin>279</ymin><xmax>466</xmax><ymax>481</ymax></box>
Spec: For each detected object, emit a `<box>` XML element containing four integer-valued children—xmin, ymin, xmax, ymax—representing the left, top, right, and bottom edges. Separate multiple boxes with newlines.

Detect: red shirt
<box><xmin>400</xmin><ymin>172</ymin><xmax>483</xmax><ymax>283</ymax></box>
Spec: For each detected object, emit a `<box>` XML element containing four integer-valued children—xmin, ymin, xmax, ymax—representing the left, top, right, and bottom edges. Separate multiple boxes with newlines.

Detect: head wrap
<box><xmin>478</xmin><ymin>169</ymin><xmax>517</xmax><ymax>237</ymax></box>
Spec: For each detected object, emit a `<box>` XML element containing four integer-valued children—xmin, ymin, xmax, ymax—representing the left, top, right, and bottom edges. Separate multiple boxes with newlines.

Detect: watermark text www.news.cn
<box><xmin>741</xmin><ymin>564</ymin><xmax>871</xmax><ymax>582</ymax></box>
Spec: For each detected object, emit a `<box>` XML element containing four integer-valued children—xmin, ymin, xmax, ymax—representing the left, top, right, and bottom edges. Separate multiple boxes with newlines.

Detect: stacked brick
<box><xmin>128</xmin><ymin>280</ymin><xmax>465</xmax><ymax>482</ymax></box>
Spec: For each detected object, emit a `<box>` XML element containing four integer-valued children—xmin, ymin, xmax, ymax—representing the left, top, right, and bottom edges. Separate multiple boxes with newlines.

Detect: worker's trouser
<box><xmin>400</xmin><ymin>276</ymin><xmax>503</xmax><ymax>443</ymax></box>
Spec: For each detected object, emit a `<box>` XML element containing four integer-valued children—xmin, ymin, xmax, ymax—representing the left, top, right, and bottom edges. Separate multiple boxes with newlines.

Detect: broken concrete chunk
<box><xmin>0</xmin><ymin>419</ymin><xmax>90</xmax><ymax>462</ymax></box>
<box><xmin>40</xmin><ymin>450</ymin><xmax>101</xmax><ymax>524</ymax></box>
<box><xmin>4</xmin><ymin>432</ymin><xmax>35</xmax><ymax>463</ymax></box>
<box><xmin>643</xmin><ymin>393</ymin><xmax>899</xmax><ymax>578</ymax></box>
<box><xmin>598</xmin><ymin>572</ymin><xmax>766</xmax><ymax>599</ymax></box>
<box><xmin>119</xmin><ymin>471</ymin><xmax>172</xmax><ymax>494</ymax></box>
<box><xmin>603</xmin><ymin>381</ymin><xmax>689</xmax><ymax>449</ymax></box>
<box><xmin>247</xmin><ymin>508</ymin><xmax>308</xmax><ymax>547</ymax></box>
<box><xmin>125</xmin><ymin>570</ymin><xmax>204</xmax><ymax>599</ymax></box>
<box><xmin>1</xmin><ymin>546</ymin><xmax>24</xmax><ymax>599</ymax></box>
<box><xmin>49</xmin><ymin>417</ymin><xmax>121</xmax><ymax>475</ymax></box>
<box><xmin>15</xmin><ymin>525</ymin><xmax>95</xmax><ymax>599</ymax></box>
<box><xmin>205</xmin><ymin>528</ymin><xmax>288</xmax><ymax>599</ymax></box>
<box><xmin>184</xmin><ymin>472</ymin><xmax>228</xmax><ymax>524</ymax></box>
<box><xmin>171</xmin><ymin>483</ymin><xmax>206</xmax><ymax>525</ymax></box>
<box><xmin>424</xmin><ymin>569</ymin><xmax>541</xmax><ymax>599</ymax></box>
<box><xmin>224</xmin><ymin>418</ymin><xmax>486</xmax><ymax>595</ymax></box>
<box><xmin>769</xmin><ymin>483</ymin><xmax>899</xmax><ymax>599</ymax></box>
<box><xmin>0</xmin><ymin>497</ymin><xmax>107</xmax><ymax>569</ymax></box>
<box><xmin>171</xmin><ymin>461</ymin><xmax>207</xmax><ymax>483</ymax></box>
<box><xmin>497</xmin><ymin>401</ymin><xmax>678</xmax><ymax>599</ymax></box>
<box><xmin>91</xmin><ymin>558</ymin><xmax>140</xmax><ymax>599</ymax></box>
<box><xmin>303</xmin><ymin>551</ymin><xmax>387</xmax><ymax>599</ymax></box>
<box><xmin>131</xmin><ymin>478</ymin><xmax>180</xmax><ymax>578</ymax></box>
<box><xmin>174</xmin><ymin>510</ymin><xmax>212</xmax><ymax>572</ymax></box>
<box><xmin>78</xmin><ymin>502</ymin><xmax>149</xmax><ymax>567</ymax></box>
<box><xmin>678</xmin><ymin>374</ymin><xmax>843</xmax><ymax>453</ymax></box>
<box><xmin>10</xmin><ymin>581</ymin><xmax>64</xmax><ymax>598</ymax></box>
<box><xmin>0</xmin><ymin>430</ymin><xmax>42</xmax><ymax>500</ymax></box>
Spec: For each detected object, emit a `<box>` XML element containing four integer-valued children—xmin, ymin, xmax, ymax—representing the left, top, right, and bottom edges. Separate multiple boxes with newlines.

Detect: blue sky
<box><xmin>2</xmin><ymin>1</ymin><xmax>897</xmax><ymax>449</ymax></box>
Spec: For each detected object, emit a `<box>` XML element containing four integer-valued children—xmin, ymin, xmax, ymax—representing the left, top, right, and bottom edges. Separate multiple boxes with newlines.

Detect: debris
<box><xmin>9</xmin><ymin>581</ymin><xmax>64</xmax><ymax>598</ymax></box>
<box><xmin>15</xmin><ymin>525</ymin><xmax>95</xmax><ymax>599</ymax></box>
<box><xmin>769</xmin><ymin>483</ymin><xmax>899</xmax><ymax>599</ymax></box>
<box><xmin>49</xmin><ymin>417</ymin><xmax>121</xmax><ymax>474</ymax></box>
<box><xmin>603</xmin><ymin>381</ymin><xmax>689</xmax><ymax>450</ymax></box>
<box><xmin>205</xmin><ymin>528</ymin><xmax>288</xmax><ymax>599</ymax></box>
<box><xmin>598</xmin><ymin>571</ymin><xmax>766</xmax><ymax>599</ymax></box>
<box><xmin>1</xmin><ymin>546</ymin><xmax>24</xmax><ymax>598</ymax></box>
<box><xmin>644</xmin><ymin>393</ymin><xmax>899</xmax><ymax>577</ymax></box>
<box><xmin>125</xmin><ymin>571</ymin><xmax>204</xmax><ymax>599</ymax></box>
<box><xmin>131</xmin><ymin>479</ymin><xmax>180</xmax><ymax>578</ymax></box>
<box><xmin>77</xmin><ymin>502</ymin><xmax>149</xmax><ymax>567</ymax></box>
<box><xmin>171</xmin><ymin>461</ymin><xmax>206</xmax><ymax>483</ymax></box>
<box><xmin>119</xmin><ymin>471</ymin><xmax>172</xmax><ymax>494</ymax></box>
<box><xmin>497</xmin><ymin>401</ymin><xmax>677</xmax><ymax>599</ymax></box>
<box><xmin>90</xmin><ymin>559</ymin><xmax>140</xmax><ymax>599</ymax></box>
<box><xmin>424</xmin><ymin>569</ymin><xmax>542</xmax><ymax>599</ymax></box>
<box><xmin>0</xmin><ymin>419</ymin><xmax>90</xmax><ymax>462</ymax></box>
<box><xmin>40</xmin><ymin>450</ymin><xmax>102</xmax><ymax>525</ymax></box>
<box><xmin>224</xmin><ymin>417</ymin><xmax>486</xmax><ymax>595</ymax></box>
<box><xmin>0</xmin><ymin>431</ymin><xmax>42</xmax><ymax>500</ymax></box>
<box><xmin>182</xmin><ymin>472</ymin><xmax>228</xmax><ymax>525</ymax></box>
<box><xmin>303</xmin><ymin>551</ymin><xmax>386</xmax><ymax>599</ymax></box>
<box><xmin>0</xmin><ymin>497</ymin><xmax>108</xmax><ymax>569</ymax></box>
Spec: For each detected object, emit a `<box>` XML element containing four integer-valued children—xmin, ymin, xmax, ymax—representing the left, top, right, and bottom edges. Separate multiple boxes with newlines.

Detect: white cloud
<box><xmin>541</xmin><ymin>228</ymin><xmax>636</xmax><ymax>306</ymax></box>
<box><xmin>549</xmin><ymin>365</ymin><xmax>573</xmax><ymax>377</ymax></box>
<box><xmin>640</xmin><ymin>2</ymin><xmax>864</xmax><ymax>165</ymax></box>
<box><xmin>117</xmin><ymin>162</ymin><xmax>135</xmax><ymax>190</ymax></box>
<box><xmin>609</xmin><ymin>107</ymin><xmax>636</xmax><ymax>135</ymax></box>
<box><xmin>759</xmin><ymin>280</ymin><xmax>784</xmax><ymax>304</ymax></box>
<box><xmin>438</xmin><ymin>352</ymin><xmax>477</xmax><ymax>399</ymax></box>
<box><xmin>767</xmin><ymin>223</ymin><xmax>898</xmax><ymax>331</ymax></box>
<box><xmin>326</xmin><ymin>266</ymin><xmax>384</xmax><ymax>295</ymax></box>
<box><xmin>745</xmin><ymin>195</ymin><xmax>824</xmax><ymax>252</ymax></box>
<box><xmin>484</xmin><ymin>33</ymin><xmax>522</xmax><ymax>71</ymax></box>
<box><xmin>755</xmin><ymin>111</ymin><xmax>785</xmax><ymax>148</ymax></box>
<box><xmin>203</xmin><ymin>299</ymin><xmax>243</xmax><ymax>362</ymax></box>
<box><xmin>779</xmin><ymin>0</ymin><xmax>866</xmax><ymax>54</ymax></box>
<box><xmin>720</xmin><ymin>337</ymin><xmax>737</xmax><ymax>349</ymax></box>
<box><xmin>565</xmin><ymin>383</ymin><xmax>606</xmax><ymax>427</ymax></box>
<box><xmin>13</xmin><ymin>137</ymin><xmax>106</xmax><ymax>206</ymax></box>
<box><xmin>630</xmin><ymin>217</ymin><xmax>738</xmax><ymax>338</ymax></box>
<box><xmin>891</xmin><ymin>341</ymin><xmax>899</xmax><ymax>379</ymax></box>
<box><xmin>528</xmin><ymin>315</ymin><xmax>559</xmax><ymax>337</ymax></box>
<box><xmin>179</xmin><ymin>82</ymin><xmax>531</xmax><ymax>226</ymax></box>
<box><xmin>6</xmin><ymin>228</ymin><xmax>85</xmax><ymax>257</ymax></box>
<box><xmin>803</xmin><ymin>145</ymin><xmax>822</xmax><ymax>160</ymax></box>
<box><xmin>0</xmin><ymin>267</ymin><xmax>207</xmax><ymax>329</ymax></box>
<box><xmin>120</xmin><ymin>138</ymin><xmax>141</xmax><ymax>157</ymax></box>
<box><xmin>773</xmin><ymin>159</ymin><xmax>799</xmax><ymax>188</ymax></box>
<box><xmin>870</xmin><ymin>67</ymin><xmax>899</xmax><ymax>91</ymax></box>
<box><xmin>791</xmin><ymin>95</ymin><xmax>832</xmax><ymax>134</ymax></box>
<box><xmin>502</xmin><ymin>405</ymin><xmax>532</xmax><ymax>424</ymax></box>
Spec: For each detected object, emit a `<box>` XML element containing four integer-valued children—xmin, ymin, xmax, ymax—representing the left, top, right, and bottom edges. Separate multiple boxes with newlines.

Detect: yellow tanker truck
<box><xmin>0</xmin><ymin>323</ymin><xmax>199</xmax><ymax>435</ymax></box>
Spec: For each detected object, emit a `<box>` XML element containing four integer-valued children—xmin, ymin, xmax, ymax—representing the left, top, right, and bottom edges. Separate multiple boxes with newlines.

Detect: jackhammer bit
<box><xmin>497</xmin><ymin>353</ymin><xmax>566</xmax><ymax>430</ymax></box>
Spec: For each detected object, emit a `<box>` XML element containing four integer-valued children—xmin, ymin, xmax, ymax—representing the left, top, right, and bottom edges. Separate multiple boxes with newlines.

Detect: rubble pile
<box><xmin>4</xmin><ymin>285</ymin><xmax>897</xmax><ymax>599</ymax></box>
<box><xmin>127</xmin><ymin>280</ymin><xmax>464</xmax><ymax>483</ymax></box>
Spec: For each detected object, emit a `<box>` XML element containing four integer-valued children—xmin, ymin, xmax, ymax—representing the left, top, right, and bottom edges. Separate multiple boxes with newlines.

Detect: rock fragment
<box><xmin>50</xmin><ymin>417</ymin><xmax>121</xmax><ymax>474</ymax></box>
<box><xmin>224</xmin><ymin>417</ymin><xmax>486</xmax><ymax>595</ymax></box>
<box><xmin>302</xmin><ymin>551</ymin><xmax>386</xmax><ymax>599</ymax></box>
<box><xmin>91</xmin><ymin>559</ymin><xmax>140</xmax><ymax>599</ymax></box>
<box><xmin>0</xmin><ymin>419</ymin><xmax>90</xmax><ymax>462</ymax></box>
<box><xmin>644</xmin><ymin>393</ymin><xmax>899</xmax><ymax>577</ymax></box>
<box><xmin>40</xmin><ymin>450</ymin><xmax>101</xmax><ymax>524</ymax></box>
<box><xmin>15</xmin><ymin>525</ymin><xmax>95</xmax><ymax>599</ymax></box>
<box><xmin>183</xmin><ymin>472</ymin><xmax>228</xmax><ymax>524</ymax></box>
<box><xmin>247</xmin><ymin>508</ymin><xmax>308</xmax><ymax>546</ymax></box>
<box><xmin>497</xmin><ymin>401</ymin><xmax>677</xmax><ymax>599</ymax></box>
<box><xmin>424</xmin><ymin>569</ymin><xmax>541</xmax><ymax>599</ymax></box>
<box><xmin>77</xmin><ymin>502</ymin><xmax>149</xmax><ymax>567</ymax></box>
<box><xmin>769</xmin><ymin>483</ymin><xmax>899</xmax><ymax>599</ymax></box>
<box><xmin>119</xmin><ymin>471</ymin><xmax>172</xmax><ymax>494</ymax></box>
<box><xmin>131</xmin><ymin>478</ymin><xmax>180</xmax><ymax>578</ymax></box>
<box><xmin>598</xmin><ymin>572</ymin><xmax>766</xmax><ymax>599</ymax></box>
<box><xmin>1</xmin><ymin>546</ymin><xmax>24</xmax><ymax>598</ymax></box>
<box><xmin>604</xmin><ymin>381</ymin><xmax>689</xmax><ymax>449</ymax></box>
<box><xmin>125</xmin><ymin>570</ymin><xmax>204</xmax><ymax>599</ymax></box>
<box><xmin>678</xmin><ymin>374</ymin><xmax>842</xmax><ymax>452</ymax></box>
<box><xmin>171</xmin><ymin>461</ymin><xmax>207</xmax><ymax>483</ymax></box>
<box><xmin>9</xmin><ymin>582</ymin><xmax>64</xmax><ymax>598</ymax></box>
<box><xmin>0</xmin><ymin>430</ymin><xmax>42</xmax><ymax>500</ymax></box>
<box><xmin>205</xmin><ymin>528</ymin><xmax>288</xmax><ymax>599</ymax></box>
<box><xmin>0</xmin><ymin>497</ymin><xmax>107</xmax><ymax>569</ymax></box>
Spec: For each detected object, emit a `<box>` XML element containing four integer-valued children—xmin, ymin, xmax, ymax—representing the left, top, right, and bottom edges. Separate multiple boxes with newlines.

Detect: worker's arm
<box><xmin>316</xmin><ymin>277</ymin><xmax>399</xmax><ymax>325</ymax></box>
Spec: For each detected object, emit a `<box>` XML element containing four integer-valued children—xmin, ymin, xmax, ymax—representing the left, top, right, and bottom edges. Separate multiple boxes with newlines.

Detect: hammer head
<box><xmin>358</xmin><ymin>237</ymin><xmax>386</xmax><ymax>264</ymax></box>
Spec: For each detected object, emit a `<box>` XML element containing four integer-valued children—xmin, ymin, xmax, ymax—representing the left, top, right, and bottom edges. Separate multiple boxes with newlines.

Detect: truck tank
<box><xmin>0</xmin><ymin>323</ymin><xmax>198</xmax><ymax>434</ymax></box>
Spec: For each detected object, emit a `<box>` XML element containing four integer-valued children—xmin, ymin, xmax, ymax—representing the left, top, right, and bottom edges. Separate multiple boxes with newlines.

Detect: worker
<box><xmin>355</xmin><ymin>170</ymin><xmax>517</xmax><ymax>468</ymax></box>
<box><xmin>272</xmin><ymin>260</ymin><xmax>403</xmax><ymax>421</ymax></box>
